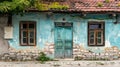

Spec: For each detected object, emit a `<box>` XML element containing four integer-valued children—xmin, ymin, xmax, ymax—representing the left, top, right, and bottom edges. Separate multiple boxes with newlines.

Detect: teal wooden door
<box><xmin>54</xmin><ymin>23</ymin><xmax>73</xmax><ymax>58</ymax></box>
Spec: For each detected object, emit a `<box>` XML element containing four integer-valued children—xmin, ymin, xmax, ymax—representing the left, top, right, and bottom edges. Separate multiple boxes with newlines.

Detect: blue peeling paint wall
<box><xmin>10</xmin><ymin>12</ymin><xmax>54</xmax><ymax>49</ymax></box>
<box><xmin>10</xmin><ymin>12</ymin><xmax>120</xmax><ymax>57</ymax></box>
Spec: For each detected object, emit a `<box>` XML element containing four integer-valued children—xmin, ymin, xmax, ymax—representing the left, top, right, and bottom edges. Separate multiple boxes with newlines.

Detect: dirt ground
<box><xmin>0</xmin><ymin>60</ymin><xmax>120</xmax><ymax>67</ymax></box>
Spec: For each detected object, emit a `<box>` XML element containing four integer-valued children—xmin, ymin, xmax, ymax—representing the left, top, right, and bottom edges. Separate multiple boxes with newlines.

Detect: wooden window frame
<box><xmin>19</xmin><ymin>21</ymin><xmax>36</xmax><ymax>46</ymax></box>
<box><xmin>88</xmin><ymin>22</ymin><xmax>105</xmax><ymax>46</ymax></box>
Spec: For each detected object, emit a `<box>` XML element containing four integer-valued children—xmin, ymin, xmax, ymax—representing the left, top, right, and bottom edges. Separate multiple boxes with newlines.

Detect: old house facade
<box><xmin>0</xmin><ymin>0</ymin><xmax>120</xmax><ymax>60</ymax></box>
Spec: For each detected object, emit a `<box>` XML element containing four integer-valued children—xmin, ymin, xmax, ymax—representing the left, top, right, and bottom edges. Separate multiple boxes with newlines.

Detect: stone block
<box><xmin>21</xmin><ymin>52</ymin><xmax>25</xmax><ymax>55</ymax></box>
<box><xmin>25</xmin><ymin>56</ymin><xmax>32</xmax><ymax>61</ymax></box>
<box><xmin>73</xmin><ymin>49</ymin><xmax>79</xmax><ymax>52</ymax></box>
<box><xmin>73</xmin><ymin>46</ymin><xmax>77</xmax><ymax>49</ymax></box>
<box><xmin>113</xmin><ymin>49</ymin><xmax>117</xmax><ymax>52</ymax></box>
<box><xmin>9</xmin><ymin>53</ymin><xmax>16</xmax><ymax>58</ymax></box>
<box><xmin>119</xmin><ymin>51</ymin><xmax>120</xmax><ymax>54</ymax></box>
<box><xmin>49</xmin><ymin>49</ymin><xmax>54</xmax><ymax>52</ymax></box>
<box><xmin>105</xmin><ymin>53</ymin><xmax>109</xmax><ymax>56</ymax></box>
<box><xmin>80</xmin><ymin>49</ymin><xmax>84</xmax><ymax>52</ymax></box>
<box><xmin>96</xmin><ymin>53</ymin><xmax>99</xmax><ymax>56</ymax></box>
<box><xmin>32</xmin><ymin>50</ymin><xmax>35</xmax><ymax>53</ymax></box>
<box><xmin>112</xmin><ymin>46</ymin><xmax>118</xmax><ymax>50</ymax></box>
<box><xmin>73</xmin><ymin>52</ymin><xmax>77</xmax><ymax>55</ymax></box>
<box><xmin>1</xmin><ymin>57</ymin><xmax>5</xmax><ymax>60</ymax></box>
<box><xmin>38</xmin><ymin>50</ymin><xmax>41</xmax><ymax>53</ymax></box>
<box><xmin>84</xmin><ymin>50</ymin><xmax>89</xmax><ymax>53</ymax></box>
<box><xmin>100</xmin><ymin>53</ymin><xmax>105</xmax><ymax>56</ymax></box>
<box><xmin>74</xmin><ymin>52</ymin><xmax>79</xmax><ymax>54</ymax></box>
<box><xmin>17</xmin><ymin>55</ymin><xmax>23</xmax><ymax>61</ymax></box>
<box><xmin>9</xmin><ymin>55</ymin><xmax>16</xmax><ymax>61</ymax></box>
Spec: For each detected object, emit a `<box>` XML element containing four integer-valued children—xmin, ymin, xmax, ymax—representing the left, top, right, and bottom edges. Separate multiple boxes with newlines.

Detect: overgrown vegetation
<box><xmin>0</xmin><ymin>0</ymin><xmax>32</xmax><ymax>13</ymax></box>
<box><xmin>36</xmin><ymin>52</ymin><xmax>52</xmax><ymax>63</ymax></box>
<box><xmin>34</xmin><ymin>0</ymin><xmax>48</xmax><ymax>10</ymax></box>
<box><xmin>96</xmin><ymin>62</ymin><xmax>104</xmax><ymax>65</ymax></box>
<box><xmin>0</xmin><ymin>0</ymin><xmax>69</xmax><ymax>14</ymax></box>
<box><xmin>105</xmin><ymin>0</ymin><xmax>110</xmax><ymax>3</ymax></box>
<box><xmin>117</xmin><ymin>3</ymin><xmax>120</xmax><ymax>7</ymax></box>
<box><xmin>35</xmin><ymin>1</ymin><xmax>69</xmax><ymax>10</ymax></box>
<box><xmin>74</xmin><ymin>56</ymin><xmax>83</xmax><ymax>60</ymax></box>
<box><xmin>49</xmin><ymin>2</ymin><xmax>69</xmax><ymax>10</ymax></box>
<box><xmin>97</xmin><ymin>2</ymin><xmax>103</xmax><ymax>7</ymax></box>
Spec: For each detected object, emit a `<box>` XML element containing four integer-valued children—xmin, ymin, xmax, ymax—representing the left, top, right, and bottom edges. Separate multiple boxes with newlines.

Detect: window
<box><xmin>88</xmin><ymin>22</ymin><xmax>104</xmax><ymax>46</ymax></box>
<box><xmin>20</xmin><ymin>21</ymin><xmax>36</xmax><ymax>46</ymax></box>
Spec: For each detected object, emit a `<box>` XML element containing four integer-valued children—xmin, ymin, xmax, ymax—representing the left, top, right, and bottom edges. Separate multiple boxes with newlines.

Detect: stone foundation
<box><xmin>73</xmin><ymin>45</ymin><xmax>120</xmax><ymax>60</ymax></box>
<box><xmin>0</xmin><ymin>43</ymin><xmax>120</xmax><ymax>61</ymax></box>
<box><xmin>44</xmin><ymin>43</ymin><xmax>54</xmax><ymax>55</ymax></box>
<box><xmin>0</xmin><ymin>48</ymin><xmax>41</xmax><ymax>61</ymax></box>
<box><xmin>0</xmin><ymin>46</ymin><xmax>39</xmax><ymax>61</ymax></box>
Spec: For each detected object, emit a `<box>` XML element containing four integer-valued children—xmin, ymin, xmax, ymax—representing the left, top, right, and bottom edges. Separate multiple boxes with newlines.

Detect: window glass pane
<box><xmin>90</xmin><ymin>39</ymin><xmax>94</xmax><ymax>44</ymax></box>
<box><xmin>22</xmin><ymin>24</ymin><xmax>27</xmax><ymax>29</ymax></box>
<box><xmin>29</xmin><ymin>24</ymin><xmax>34</xmax><ymax>29</ymax></box>
<box><xmin>98</xmin><ymin>32</ymin><xmax>101</xmax><ymax>37</ymax></box>
<box><xmin>89</xmin><ymin>24</ymin><xmax>101</xmax><ymax>29</ymax></box>
<box><xmin>97</xmin><ymin>39</ymin><xmax>101</xmax><ymax>44</ymax></box>
<box><xmin>23</xmin><ymin>38</ymin><xmax>27</xmax><ymax>43</ymax></box>
<box><xmin>30</xmin><ymin>38</ymin><xmax>34</xmax><ymax>43</ymax></box>
<box><xmin>89</xmin><ymin>31</ymin><xmax>95</xmax><ymax>45</ymax></box>
<box><xmin>23</xmin><ymin>31</ymin><xmax>27</xmax><ymax>37</ymax></box>
<box><xmin>30</xmin><ymin>31</ymin><xmax>34</xmax><ymax>38</ymax></box>
<box><xmin>97</xmin><ymin>31</ymin><xmax>102</xmax><ymax>44</ymax></box>
<box><xmin>90</xmin><ymin>31</ymin><xmax>94</xmax><ymax>38</ymax></box>
<box><xmin>28</xmin><ymin>31</ymin><xmax>34</xmax><ymax>44</ymax></box>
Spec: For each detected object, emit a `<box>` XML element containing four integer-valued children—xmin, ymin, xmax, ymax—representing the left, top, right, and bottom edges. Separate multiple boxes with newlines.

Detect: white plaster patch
<box><xmin>79</xmin><ymin>43</ymin><xmax>85</xmax><ymax>47</ymax></box>
<box><xmin>9</xmin><ymin>41</ymin><xmax>13</xmax><ymax>46</ymax></box>
<box><xmin>87</xmin><ymin>47</ymin><xmax>106</xmax><ymax>53</ymax></box>
<box><xmin>105</xmin><ymin>40</ymin><xmax>111</xmax><ymax>47</ymax></box>
<box><xmin>13</xmin><ymin>39</ymin><xmax>16</xmax><ymax>42</ymax></box>
<box><xmin>4</xmin><ymin>26</ymin><xmax>13</xmax><ymax>39</ymax></box>
<box><xmin>39</xmin><ymin>38</ymin><xmax>41</xmax><ymax>42</ymax></box>
<box><xmin>73</xmin><ymin>36</ymin><xmax>77</xmax><ymax>43</ymax></box>
<box><xmin>118</xmin><ymin>31</ymin><xmax>120</xmax><ymax>37</ymax></box>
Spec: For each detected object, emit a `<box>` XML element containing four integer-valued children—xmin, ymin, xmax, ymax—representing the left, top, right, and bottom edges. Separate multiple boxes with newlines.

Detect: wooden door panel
<box><xmin>55</xmin><ymin>23</ymin><xmax>73</xmax><ymax>58</ymax></box>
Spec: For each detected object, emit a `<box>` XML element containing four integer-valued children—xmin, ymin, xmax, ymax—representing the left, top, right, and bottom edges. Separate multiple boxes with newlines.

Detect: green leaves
<box><xmin>0</xmin><ymin>0</ymin><xmax>31</xmax><ymax>13</ymax></box>
<box><xmin>105</xmin><ymin>0</ymin><xmax>110</xmax><ymax>3</ymax></box>
<box><xmin>0</xmin><ymin>0</ymin><xmax>69</xmax><ymax>14</ymax></box>
<box><xmin>36</xmin><ymin>52</ymin><xmax>51</xmax><ymax>63</ymax></box>
<box><xmin>12</xmin><ymin>0</ymin><xmax>30</xmax><ymax>12</ymax></box>
<box><xmin>33</xmin><ymin>0</ymin><xmax>49</xmax><ymax>11</ymax></box>
<box><xmin>0</xmin><ymin>0</ymin><xmax>12</xmax><ymax>2</ymax></box>
<box><xmin>97</xmin><ymin>2</ymin><xmax>103</xmax><ymax>7</ymax></box>
<box><xmin>0</xmin><ymin>1</ymin><xmax>12</xmax><ymax>13</ymax></box>
<box><xmin>49</xmin><ymin>2</ymin><xmax>69</xmax><ymax>10</ymax></box>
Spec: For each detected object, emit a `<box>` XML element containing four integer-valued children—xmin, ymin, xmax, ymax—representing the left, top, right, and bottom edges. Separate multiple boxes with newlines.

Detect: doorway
<box><xmin>54</xmin><ymin>22</ymin><xmax>73</xmax><ymax>58</ymax></box>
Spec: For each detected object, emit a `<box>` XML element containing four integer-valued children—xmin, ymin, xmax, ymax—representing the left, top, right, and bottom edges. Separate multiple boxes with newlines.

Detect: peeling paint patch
<box><xmin>105</xmin><ymin>40</ymin><xmax>111</xmax><ymax>47</ymax></box>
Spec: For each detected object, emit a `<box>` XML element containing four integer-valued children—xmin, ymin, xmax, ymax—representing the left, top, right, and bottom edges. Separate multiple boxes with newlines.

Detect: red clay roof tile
<box><xmin>29</xmin><ymin>0</ymin><xmax>120</xmax><ymax>12</ymax></box>
<box><xmin>71</xmin><ymin>0</ymin><xmax>120</xmax><ymax>12</ymax></box>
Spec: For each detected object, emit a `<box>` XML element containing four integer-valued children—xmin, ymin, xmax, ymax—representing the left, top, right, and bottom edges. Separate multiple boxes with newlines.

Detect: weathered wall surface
<box><xmin>10</xmin><ymin>12</ymin><xmax>120</xmax><ymax>58</ymax></box>
<box><xmin>0</xmin><ymin>16</ymin><xmax>9</xmax><ymax>53</ymax></box>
